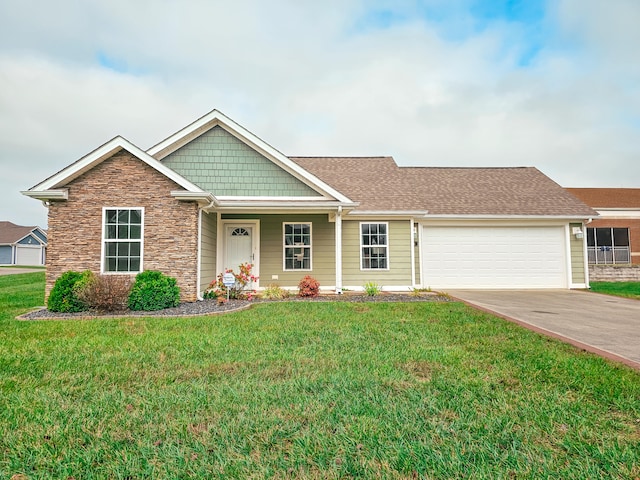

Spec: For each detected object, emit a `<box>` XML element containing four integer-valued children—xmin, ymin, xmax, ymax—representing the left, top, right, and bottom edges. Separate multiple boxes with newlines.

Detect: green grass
<box><xmin>590</xmin><ymin>281</ymin><xmax>640</xmax><ymax>299</ymax></box>
<box><xmin>1</xmin><ymin>273</ymin><xmax>639</xmax><ymax>479</ymax></box>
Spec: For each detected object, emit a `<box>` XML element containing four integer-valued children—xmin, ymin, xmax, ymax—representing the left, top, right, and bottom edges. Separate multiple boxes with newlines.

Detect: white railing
<box><xmin>587</xmin><ymin>246</ymin><xmax>631</xmax><ymax>265</ymax></box>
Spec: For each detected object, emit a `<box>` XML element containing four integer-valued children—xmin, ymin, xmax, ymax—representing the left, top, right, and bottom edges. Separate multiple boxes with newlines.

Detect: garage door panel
<box><xmin>16</xmin><ymin>246</ymin><xmax>42</xmax><ymax>266</ymax></box>
<box><xmin>422</xmin><ymin>226</ymin><xmax>567</xmax><ymax>289</ymax></box>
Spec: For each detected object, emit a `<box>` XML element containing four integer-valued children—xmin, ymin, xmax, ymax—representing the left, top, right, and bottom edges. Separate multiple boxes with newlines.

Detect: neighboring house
<box><xmin>0</xmin><ymin>221</ymin><xmax>47</xmax><ymax>266</ymax></box>
<box><xmin>566</xmin><ymin>188</ymin><xmax>640</xmax><ymax>281</ymax></box>
<box><xmin>22</xmin><ymin>110</ymin><xmax>596</xmax><ymax>301</ymax></box>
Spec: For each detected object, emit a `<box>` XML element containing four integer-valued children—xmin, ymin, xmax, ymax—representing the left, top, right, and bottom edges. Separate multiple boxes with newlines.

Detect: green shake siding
<box><xmin>341</xmin><ymin>220</ymin><xmax>413</xmax><ymax>287</ymax></box>
<box><xmin>569</xmin><ymin>222</ymin><xmax>586</xmax><ymax>285</ymax></box>
<box><xmin>162</xmin><ymin>126</ymin><xmax>321</xmax><ymax>197</ymax></box>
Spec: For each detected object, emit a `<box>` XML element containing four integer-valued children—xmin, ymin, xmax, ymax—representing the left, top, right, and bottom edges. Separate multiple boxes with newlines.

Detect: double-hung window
<box><xmin>283</xmin><ymin>223</ymin><xmax>311</xmax><ymax>270</ymax></box>
<box><xmin>361</xmin><ymin>222</ymin><xmax>388</xmax><ymax>269</ymax></box>
<box><xmin>103</xmin><ymin>208</ymin><xmax>143</xmax><ymax>273</ymax></box>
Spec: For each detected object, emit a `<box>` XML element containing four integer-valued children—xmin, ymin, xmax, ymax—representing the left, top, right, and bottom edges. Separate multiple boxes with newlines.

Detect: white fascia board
<box><xmin>28</xmin><ymin>136</ymin><xmax>204</xmax><ymax>194</ymax></box>
<box><xmin>423</xmin><ymin>214</ymin><xmax>593</xmax><ymax>220</ymax></box>
<box><xmin>146</xmin><ymin>109</ymin><xmax>354</xmax><ymax>204</ymax></box>
<box><xmin>216</xmin><ymin>200</ymin><xmax>355</xmax><ymax>209</ymax></box>
<box><xmin>21</xmin><ymin>189</ymin><xmax>68</xmax><ymax>201</ymax></box>
<box><xmin>594</xmin><ymin>209</ymin><xmax>640</xmax><ymax>218</ymax></box>
<box><xmin>348</xmin><ymin>210</ymin><xmax>429</xmax><ymax>216</ymax></box>
<box><xmin>171</xmin><ymin>191</ymin><xmax>218</xmax><ymax>206</ymax></box>
<box><xmin>216</xmin><ymin>196</ymin><xmax>333</xmax><ymax>202</ymax></box>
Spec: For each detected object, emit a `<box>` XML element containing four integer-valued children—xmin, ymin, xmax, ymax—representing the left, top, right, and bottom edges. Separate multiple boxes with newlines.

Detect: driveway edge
<box><xmin>451</xmin><ymin>295</ymin><xmax>640</xmax><ymax>371</ymax></box>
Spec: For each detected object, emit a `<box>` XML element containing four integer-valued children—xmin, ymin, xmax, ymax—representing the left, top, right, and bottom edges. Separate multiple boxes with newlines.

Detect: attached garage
<box><xmin>422</xmin><ymin>225</ymin><xmax>568</xmax><ymax>289</ymax></box>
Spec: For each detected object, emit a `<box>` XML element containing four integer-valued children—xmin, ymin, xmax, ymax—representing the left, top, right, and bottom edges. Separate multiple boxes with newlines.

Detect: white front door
<box><xmin>222</xmin><ymin>222</ymin><xmax>259</xmax><ymax>285</ymax></box>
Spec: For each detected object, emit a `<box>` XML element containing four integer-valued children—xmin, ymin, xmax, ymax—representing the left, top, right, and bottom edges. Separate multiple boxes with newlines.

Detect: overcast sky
<box><xmin>1</xmin><ymin>0</ymin><xmax>639</xmax><ymax>228</ymax></box>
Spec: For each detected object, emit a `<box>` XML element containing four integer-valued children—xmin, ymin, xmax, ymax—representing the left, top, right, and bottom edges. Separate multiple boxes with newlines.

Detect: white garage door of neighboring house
<box><xmin>16</xmin><ymin>246</ymin><xmax>43</xmax><ymax>266</ymax></box>
<box><xmin>422</xmin><ymin>226</ymin><xmax>568</xmax><ymax>289</ymax></box>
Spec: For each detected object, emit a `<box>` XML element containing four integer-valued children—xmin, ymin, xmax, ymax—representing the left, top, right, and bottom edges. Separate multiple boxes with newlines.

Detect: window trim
<box><xmin>282</xmin><ymin>222</ymin><xmax>312</xmax><ymax>271</ymax></box>
<box><xmin>100</xmin><ymin>207</ymin><xmax>145</xmax><ymax>274</ymax></box>
<box><xmin>360</xmin><ymin>221</ymin><xmax>390</xmax><ymax>271</ymax></box>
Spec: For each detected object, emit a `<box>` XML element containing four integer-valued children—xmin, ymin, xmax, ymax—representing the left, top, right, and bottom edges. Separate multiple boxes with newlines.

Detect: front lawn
<box><xmin>1</xmin><ymin>273</ymin><xmax>639</xmax><ymax>478</ymax></box>
<box><xmin>590</xmin><ymin>281</ymin><xmax>640</xmax><ymax>300</ymax></box>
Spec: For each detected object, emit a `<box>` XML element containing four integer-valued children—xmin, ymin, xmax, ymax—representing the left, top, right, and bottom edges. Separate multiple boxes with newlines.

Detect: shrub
<box><xmin>128</xmin><ymin>270</ymin><xmax>180</xmax><ymax>311</ymax></box>
<box><xmin>298</xmin><ymin>275</ymin><xmax>320</xmax><ymax>298</ymax></box>
<box><xmin>363</xmin><ymin>281</ymin><xmax>382</xmax><ymax>296</ymax></box>
<box><xmin>204</xmin><ymin>263</ymin><xmax>258</xmax><ymax>300</ymax></box>
<box><xmin>75</xmin><ymin>273</ymin><xmax>132</xmax><ymax>312</ymax></box>
<box><xmin>48</xmin><ymin>270</ymin><xmax>92</xmax><ymax>312</ymax></box>
<box><xmin>261</xmin><ymin>284</ymin><xmax>289</xmax><ymax>300</ymax></box>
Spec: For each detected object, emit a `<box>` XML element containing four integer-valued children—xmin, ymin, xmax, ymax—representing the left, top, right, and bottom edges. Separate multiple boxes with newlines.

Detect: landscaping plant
<box><xmin>298</xmin><ymin>275</ymin><xmax>320</xmax><ymax>297</ymax></box>
<box><xmin>75</xmin><ymin>272</ymin><xmax>132</xmax><ymax>312</ymax></box>
<box><xmin>47</xmin><ymin>270</ymin><xmax>93</xmax><ymax>312</ymax></box>
<box><xmin>203</xmin><ymin>263</ymin><xmax>258</xmax><ymax>300</ymax></box>
<box><xmin>363</xmin><ymin>281</ymin><xmax>382</xmax><ymax>296</ymax></box>
<box><xmin>128</xmin><ymin>270</ymin><xmax>180</xmax><ymax>311</ymax></box>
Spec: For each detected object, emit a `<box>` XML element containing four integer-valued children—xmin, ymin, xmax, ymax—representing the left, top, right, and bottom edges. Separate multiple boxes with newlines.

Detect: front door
<box><xmin>223</xmin><ymin>222</ymin><xmax>259</xmax><ymax>280</ymax></box>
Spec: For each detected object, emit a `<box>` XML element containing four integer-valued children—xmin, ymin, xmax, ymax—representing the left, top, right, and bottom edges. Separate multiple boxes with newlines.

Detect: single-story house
<box><xmin>0</xmin><ymin>221</ymin><xmax>47</xmax><ymax>266</ymax></box>
<box><xmin>23</xmin><ymin>110</ymin><xmax>596</xmax><ymax>301</ymax></box>
<box><xmin>566</xmin><ymin>188</ymin><xmax>640</xmax><ymax>281</ymax></box>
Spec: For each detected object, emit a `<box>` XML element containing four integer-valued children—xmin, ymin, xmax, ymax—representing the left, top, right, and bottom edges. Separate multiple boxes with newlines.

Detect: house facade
<box><xmin>23</xmin><ymin>110</ymin><xmax>596</xmax><ymax>301</ymax></box>
<box><xmin>0</xmin><ymin>221</ymin><xmax>47</xmax><ymax>266</ymax></box>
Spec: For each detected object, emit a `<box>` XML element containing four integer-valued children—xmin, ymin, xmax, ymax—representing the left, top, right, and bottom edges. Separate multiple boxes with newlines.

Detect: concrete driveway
<box><xmin>447</xmin><ymin>289</ymin><xmax>640</xmax><ymax>370</ymax></box>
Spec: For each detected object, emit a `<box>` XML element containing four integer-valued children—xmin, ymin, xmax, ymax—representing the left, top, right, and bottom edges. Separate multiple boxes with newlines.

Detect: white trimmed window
<box><xmin>283</xmin><ymin>223</ymin><xmax>312</xmax><ymax>270</ymax></box>
<box><xmin>361</xmin><ymin>222</ymin><xmax>388</xmax><ymax>270</ymax></box>
<box><xmin>102</xmin><ymin>208</ymin><xmax>143</xmax><ymax>273</ymax></box>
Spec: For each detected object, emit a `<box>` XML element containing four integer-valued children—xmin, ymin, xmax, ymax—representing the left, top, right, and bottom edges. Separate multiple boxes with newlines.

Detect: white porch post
<box><xmin>335</xmin><ymin>206</ymin><xmax>343</xmax><ymax>294</ymax></box>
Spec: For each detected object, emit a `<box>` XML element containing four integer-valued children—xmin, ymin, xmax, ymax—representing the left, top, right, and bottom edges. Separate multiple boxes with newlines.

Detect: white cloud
<box><xmin>1</xmin><ymin>0</ymin><xmax>639</xmax><ymax>227</ymax></box>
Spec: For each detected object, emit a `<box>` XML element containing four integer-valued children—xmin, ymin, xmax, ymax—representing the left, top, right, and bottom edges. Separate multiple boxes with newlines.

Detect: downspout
<box><xmin>335</xmin><ymin>206</ymin><xmax>343</xmax><ymax>294</ymax></box>
<box><xmin>410</xmin><ymin>219</ymin><xmax>415</xmax><ymax>289</ymax></box>
<box><xmin>584</xmin><ymin>218</ymin><xmax>593</xmax><ymax>288</ymax></box>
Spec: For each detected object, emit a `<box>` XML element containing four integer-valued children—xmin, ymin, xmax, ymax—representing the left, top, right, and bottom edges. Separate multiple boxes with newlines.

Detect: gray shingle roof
<box><xmin>291</xmin><ymin>157</ymin><xmax>596</xmax><ymax>217</ymax></box>
<box><xmin>0</xmin><ymin>221</ymin><xmax>41</xmax><ymax>244</ymax></box>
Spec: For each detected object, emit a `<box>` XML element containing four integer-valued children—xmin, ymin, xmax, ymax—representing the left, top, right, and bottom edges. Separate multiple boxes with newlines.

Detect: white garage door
<box><xmin>16</xmin><ymin>246</ymin><xmax>43</xmax><ymax>266</ymax></box>
<box><xmin>422</xmin><ymin>226</ymin><xmax>568</xmax><ymax>289</ymax></box>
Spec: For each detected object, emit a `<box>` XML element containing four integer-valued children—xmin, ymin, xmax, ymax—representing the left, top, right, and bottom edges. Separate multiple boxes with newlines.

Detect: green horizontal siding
<box><xmin>162</xmin><ymin>126</ymin><xmax>321</xmax><ymax>197</ymax></box>
<box><xmin>342</xmin><ymin>220</ymin><xmax>413</xmax><ymax>287</ymax></box>
<box><xmin>222</xmin><ymin>214</ymin><xmax>336</xmax><ymax>287</ymax></box>
<box><xmin>199</xmin><ymin>212</ymin><xmax>217</xmax><ymax>293</ymax></box>
<box><xmin>570</xmin><ymin>222</ymin><xmax>586</xmax><ymax>284</ymax></box>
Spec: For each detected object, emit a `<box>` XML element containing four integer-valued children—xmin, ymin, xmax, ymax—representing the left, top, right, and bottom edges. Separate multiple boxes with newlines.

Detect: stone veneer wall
<box><xmin>589</xmin><ymin>265</ymin><xmax>640</xmax><ymax>282</ymax></box>
<box><xmin>46</xmin><ymin>151</ymin><xmax>199</xmax><ymax>301</ymax></box>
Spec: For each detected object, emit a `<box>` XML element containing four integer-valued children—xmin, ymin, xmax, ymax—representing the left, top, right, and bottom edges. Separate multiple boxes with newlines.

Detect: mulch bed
<box><xmin>19</xmin><ymin>292</ymin><xmax>452</xmax><ymax>320</ymax></box>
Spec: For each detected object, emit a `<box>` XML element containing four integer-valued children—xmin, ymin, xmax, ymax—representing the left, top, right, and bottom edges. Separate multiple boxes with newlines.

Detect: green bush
<box><xmin>128</xmin><ymin>270</ymin><xmax>180</xmax><ymax>311</ymax></box>
<box><xmin>48</xmin><ymin>270</ymin><xmax>93</xmax><ymax>312</ymax></box>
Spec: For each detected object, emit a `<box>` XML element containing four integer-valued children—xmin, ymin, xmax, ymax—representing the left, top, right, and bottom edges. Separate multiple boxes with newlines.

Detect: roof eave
<box><xmin>20</xmin><ymin>189</ymin><xmax>69</xmax><ymax>201</ymax></box>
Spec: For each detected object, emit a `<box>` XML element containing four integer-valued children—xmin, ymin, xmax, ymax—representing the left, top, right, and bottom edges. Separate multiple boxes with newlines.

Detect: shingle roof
<box><xmin>290</xmin><ymin>157</ymin><xmax>596</xmax><ymax>217</ymax></box>
<box><xmin>0</xmin><ymin>221</ymin><xmax>42</xmax><ymax>244</ymax></box>
<box><xmin>566</xmin><ymin>188</ymin><xmax>640</xmax><ymax>209</ymax></box>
